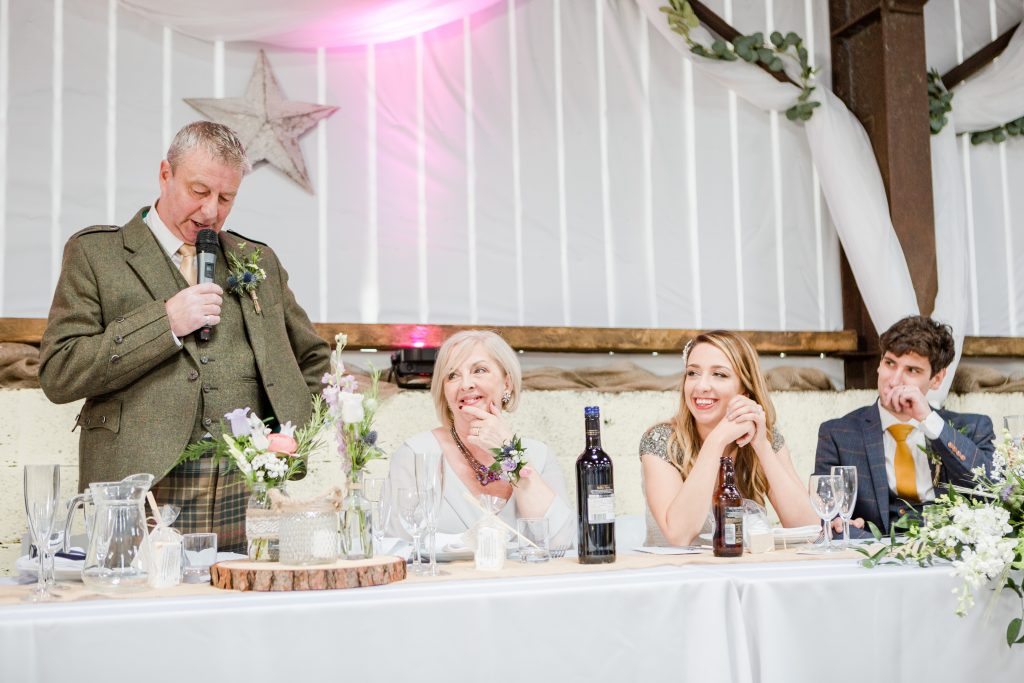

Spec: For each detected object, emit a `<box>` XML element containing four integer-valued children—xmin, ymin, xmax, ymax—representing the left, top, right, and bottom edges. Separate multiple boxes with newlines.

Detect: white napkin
<box><xmin>15</xmin><ymin>553</ymin><xmax>84</xmax><ymax>578</ymax></box>
<box><xmin>633</xmin><ymin>546</ymin><xmax>703</xmax><ymax>555</ymax></box>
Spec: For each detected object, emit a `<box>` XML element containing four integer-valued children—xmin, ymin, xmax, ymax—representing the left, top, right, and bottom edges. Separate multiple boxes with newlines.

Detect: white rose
<box><xmin>340</xmin><ymin>392</ymin><xmax>365</xmax><ymax>424</ymax></box>
<box><xmin>251</xmin><ymin>431</ymin><xmax>270</xmax><ymax>452</ymax></box>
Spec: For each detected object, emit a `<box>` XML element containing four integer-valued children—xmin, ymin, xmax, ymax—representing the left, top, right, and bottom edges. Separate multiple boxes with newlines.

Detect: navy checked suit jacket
<box><xmin>814</xmin><ymin>403</ymin><xmax>995</xmax><ymax>534</ymax></box>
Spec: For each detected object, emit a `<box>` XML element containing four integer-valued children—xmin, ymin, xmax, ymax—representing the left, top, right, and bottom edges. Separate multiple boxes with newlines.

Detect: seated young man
<box><xmin>814</xmin><ymin>315</ymin><xmax>995</xmax><ymax>536</ymax></box>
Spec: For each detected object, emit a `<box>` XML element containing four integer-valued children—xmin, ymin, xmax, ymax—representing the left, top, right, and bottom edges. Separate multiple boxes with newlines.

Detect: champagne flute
<box><xmin>23</xmin><ymin>465</ymin><xmax>61</xmax><ymax>602</ymax></box>
<box><xmin>808</xmin><ymin>474</ymin><xmax>842</xmax><ymax>554</ymax></box>
<box><xmin>366</xmin><ymin>477</ymin><xmax>391</xmax><ymax>555</ymax></box>
<box><xmin>831</xmin><ymin>466</ymin><xmax>858</xmax><ymax>548</ymax></box>
<box><xmin>396</xmin><ymin>488</ymin><xmax>427</xmax><ymax>575</ymax></box>
<box><xmin>414</xmin><ymin>451</ymin><xmax>445</xmax><ymax>577</ymax></box>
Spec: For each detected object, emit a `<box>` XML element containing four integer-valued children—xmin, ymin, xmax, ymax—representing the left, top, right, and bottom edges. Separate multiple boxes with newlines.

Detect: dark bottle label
<box><xmin>586</xmin><ymin>485</ymin><xmax>615</xmax><ymax>524</ymax></box>
<box><xmin>723</xmin><ymin>506</ymin><xmax>744</xmax><ymax>547</ymax></box>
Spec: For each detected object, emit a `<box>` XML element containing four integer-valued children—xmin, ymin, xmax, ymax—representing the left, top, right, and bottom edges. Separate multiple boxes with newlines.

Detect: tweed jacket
<box><xmin>814</xmin><ymin>402</ymin><xmax>995</xmax><ymax>534</ymax></box>
<box><xmin>39</xmin><ymin>208</ymin><xmax>330</xmax><ymax>489</ymax></box>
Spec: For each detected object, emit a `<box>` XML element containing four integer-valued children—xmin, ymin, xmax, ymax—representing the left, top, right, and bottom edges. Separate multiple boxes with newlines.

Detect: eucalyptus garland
<box><xmin>660</xmin><ymin>0</ymin><xmax>820</xmax><ymax>121</ymax></box>
<box><xmin>927</xmin><ymin>69</ymin><xmax>954</xmax><ymax>135</ymax></box>
<box><xmin>970</xmin><ymin>115</ymin><xmax>1024</xmax><ymax>145</ymax></box>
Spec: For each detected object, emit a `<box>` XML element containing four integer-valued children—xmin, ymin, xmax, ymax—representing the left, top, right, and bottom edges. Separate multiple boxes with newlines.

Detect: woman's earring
<box><xmin>501</xmin><ymin>390</ymin><xmax>512</xmax><ymax>407</ymax></box>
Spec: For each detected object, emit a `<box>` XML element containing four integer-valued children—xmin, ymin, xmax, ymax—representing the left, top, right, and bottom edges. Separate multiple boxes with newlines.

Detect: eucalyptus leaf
<box><xmin>1009</xmin><ymin>618</ymin><xmax>1022</xmax><ymax>647</ymax></box>
<box><xmin>770</xmin><ymin>31</ymin><xmax>784</xmax><ymax>47</ymax></box>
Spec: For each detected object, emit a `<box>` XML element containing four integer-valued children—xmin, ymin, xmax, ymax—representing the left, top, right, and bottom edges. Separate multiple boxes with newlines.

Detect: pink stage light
<box><xmin>121</xmin><ymin>1</ymin><xmax>507</xmax><ymax>50</ymax></box>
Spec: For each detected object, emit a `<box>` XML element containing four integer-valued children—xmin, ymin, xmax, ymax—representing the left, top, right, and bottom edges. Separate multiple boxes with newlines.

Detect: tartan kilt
<box><xmin>151</xmin><ymin>455</ymin><xmax>248</xmax><ymax>554</ymax></box>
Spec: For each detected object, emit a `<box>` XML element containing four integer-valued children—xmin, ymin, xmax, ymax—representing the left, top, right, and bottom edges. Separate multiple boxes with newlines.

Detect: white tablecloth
<box><xmin>1</xmin><ymin>558</ymin><xmax>1021</xmax><ymax>683</ymax></box>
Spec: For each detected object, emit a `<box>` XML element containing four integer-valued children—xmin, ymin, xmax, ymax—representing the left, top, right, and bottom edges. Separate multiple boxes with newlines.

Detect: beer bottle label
<box><xmin>724</xmin><ymin>506</ymin><xmax>745</xmax><ymax>546</ymax></box>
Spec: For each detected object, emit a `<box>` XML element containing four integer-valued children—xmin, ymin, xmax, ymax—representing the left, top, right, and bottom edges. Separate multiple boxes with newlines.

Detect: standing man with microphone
<box><xmin>39</xmin><ymin>121</ymin><xmax>330</xmax><ymax>552</ymax></box>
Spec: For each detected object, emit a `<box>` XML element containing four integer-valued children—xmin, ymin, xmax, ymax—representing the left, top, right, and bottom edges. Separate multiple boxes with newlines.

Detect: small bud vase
<box><xmin>340</xmin><ymin>472</ymin><xmax>373</xmax><ymax>560</ymax></box>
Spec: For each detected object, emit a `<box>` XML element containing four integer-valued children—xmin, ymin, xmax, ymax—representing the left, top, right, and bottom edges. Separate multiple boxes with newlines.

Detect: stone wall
<box><xmin>3</xmin><ymin>387</ymin><xmax>1022</xmax><ymax>574</ymax></box>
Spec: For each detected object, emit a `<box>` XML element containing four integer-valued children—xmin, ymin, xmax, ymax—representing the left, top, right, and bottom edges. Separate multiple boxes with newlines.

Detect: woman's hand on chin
<box><xmin>707</xmin><ymin>414</ymin><xmax>754</xmax><ymax>451</ymax></box>
<box><xmin>724</xmin><ymin>396</ymin><xmax>768</xmax><ymax>450</ymax></box>
<box><xmin>460</xmin><ymin>402</ymin><xmax>514</xmax><ymax>450</ymax></box>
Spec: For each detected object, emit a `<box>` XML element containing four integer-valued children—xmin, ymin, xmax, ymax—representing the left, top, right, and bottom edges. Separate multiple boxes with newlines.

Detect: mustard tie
<box><xmin>887</xmin><ymin>423</ymin><xmax>919</xmax><ymax>504</ymax></box>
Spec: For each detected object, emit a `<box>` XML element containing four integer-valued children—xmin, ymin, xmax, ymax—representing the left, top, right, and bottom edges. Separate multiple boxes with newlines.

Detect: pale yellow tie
<box><xmin>176</xmin><ymin>243</ymin><xmax>197</xmax><ymax>286</ymax></box>
<box><xmin>887</xmin><ymin>424</ymin><xmax>919</xmax><ymax>503</ymax></box>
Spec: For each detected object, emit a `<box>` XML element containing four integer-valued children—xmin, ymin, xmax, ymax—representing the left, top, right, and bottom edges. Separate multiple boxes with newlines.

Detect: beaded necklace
<box><xmin>450</xmin><ymin>426</ymin><xmax>503</xmax><ymax>486</ymax></box>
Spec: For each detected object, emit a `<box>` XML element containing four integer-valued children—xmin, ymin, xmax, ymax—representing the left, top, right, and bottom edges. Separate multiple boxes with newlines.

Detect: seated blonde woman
<box><xmin>389</xmin><ymin>330</ymin><xmax>574</xmax><ymax>546</ymax></box>
<box><xmin>639</xmin><ymin>331</ymin><xmax>817</xmax><ymax>546</ymax></box>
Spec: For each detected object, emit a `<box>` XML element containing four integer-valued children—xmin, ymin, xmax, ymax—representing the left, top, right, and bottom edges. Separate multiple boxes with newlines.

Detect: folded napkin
<box><xmin>773</xmin><ymin>525</ymin><xmax>823</xmax><ymax>547</ymax></box>
<box><xmin>15</xmin><ymin>552</ymin><xmax>84</xmax><ymax>579</ymax></box>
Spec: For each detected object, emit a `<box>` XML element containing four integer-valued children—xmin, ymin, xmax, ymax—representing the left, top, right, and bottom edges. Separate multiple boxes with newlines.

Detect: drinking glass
<box><xmin>413</xmin><ymin>451</ymin><xmax>445</xmax><ymax>576</ymax></box>
<box><xmin>23</xmin><ymin>465</ymin><xmax>61</xmax><ymax>602</ymax></box>
<box><xmin>182</xmin><ymin>533</ymin><xmax>218</xmax><ymax>583</ymax></box>
<box><xmin>831</xmin><ymin>466</ymin><xmax>858</xmax><ymax>548</ymax></box>
<box><xmin>808</xmin><ymin>474</ymin><xmax>842</xmax><ymax>554</ymax></box>
<box><xmin>1004</xmin><ymin>415</ymin><xmax>1024</xmax><ymax>447</ymax></box>
<box><xmin>396</xmin><ymin>488</ymin><xmax>427</xmax><ymax>575</ymax></box>
<box><xmin>516</xmin><ymin>517</ymin><xmax>550</xmax><ymax>563</ymax></box>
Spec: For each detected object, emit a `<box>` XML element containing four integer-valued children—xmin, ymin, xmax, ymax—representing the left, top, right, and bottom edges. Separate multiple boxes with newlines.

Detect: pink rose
<box><xmin>267</xmin><ymin>433</ymin><xmax>298</xmax><ymax>455</ymax></box>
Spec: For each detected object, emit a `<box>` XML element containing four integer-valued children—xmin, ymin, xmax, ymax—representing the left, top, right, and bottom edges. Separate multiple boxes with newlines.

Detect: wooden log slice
<box><xmin>210</xmin><ymin>555</ymin><xmax>406</xmax><ymax>591</ymax></box>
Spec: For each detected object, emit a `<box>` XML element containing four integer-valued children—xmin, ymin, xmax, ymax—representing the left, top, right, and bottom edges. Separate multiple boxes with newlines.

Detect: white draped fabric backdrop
<box><xmin>0</xmin><ymin>1</ymin><xmax>1022</xmax><ymax>368</ymax></box>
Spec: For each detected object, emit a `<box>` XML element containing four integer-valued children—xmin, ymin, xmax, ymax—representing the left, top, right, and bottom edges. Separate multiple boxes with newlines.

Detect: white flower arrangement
<box><xmin>859</xmin><ymin>429</ymin><xmax>1024</xmax><ymax>646</ymax></box>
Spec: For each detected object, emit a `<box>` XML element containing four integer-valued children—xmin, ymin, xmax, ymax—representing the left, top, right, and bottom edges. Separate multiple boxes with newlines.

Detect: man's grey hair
<box><xmin>166</xmin><ymin>121</ymin><xmax>251</xmax><ymax>175</ymax></box>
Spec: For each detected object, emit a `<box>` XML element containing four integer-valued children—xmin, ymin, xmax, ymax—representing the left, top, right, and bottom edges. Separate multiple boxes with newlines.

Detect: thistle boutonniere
<box><xmin>226</xmin><ymin>243</ymin><xmax>267</xmax><ymax>314</ymax></box>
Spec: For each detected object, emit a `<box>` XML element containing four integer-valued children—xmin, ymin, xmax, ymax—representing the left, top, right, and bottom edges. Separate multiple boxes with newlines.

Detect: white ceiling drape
<box><xmin>119</xmin><ymin>0</ymin><xmax>505</xmax><ymax>48</ymax></box>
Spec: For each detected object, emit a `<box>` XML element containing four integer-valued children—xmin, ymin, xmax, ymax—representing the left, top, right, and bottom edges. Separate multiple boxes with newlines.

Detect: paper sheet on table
<box><xmin>633</xmin><ymin>546</ymin><xmax>704</xmax><ymax>555</ymax></box>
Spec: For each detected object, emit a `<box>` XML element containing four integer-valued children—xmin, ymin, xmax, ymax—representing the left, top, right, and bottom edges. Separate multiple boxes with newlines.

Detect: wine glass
<box><xmin>365</xmin><ymin>477</ymin><xmax>392</xmax><ymax>555</ymax></box>
<box><xmin>396</xmin><ymin>488</ymin><xmax>427</xmax><ymax>575</ymax></box>
<box><xmin>831</xmin><ymin>466</ymin><xmax>858</xmax><ymax>548</ymax></box>
<box><xmin>23</xmin><ymin>465</ymin><xmax>61</xmax><ymax>602</ymax></box>
<box><xmin>413</xmin><ymin>451</ymin><xmax>445</xmax><ymax>576</ymax></box>
<box><xmin>808</xmin><ymin>474</ymin><xmax>842</xmax><ymax>554</ymax></box>
<box><xmin>1004</xmin><ymin>415</ymin><xmax>1024</xmax><ymax>447</ymax></box>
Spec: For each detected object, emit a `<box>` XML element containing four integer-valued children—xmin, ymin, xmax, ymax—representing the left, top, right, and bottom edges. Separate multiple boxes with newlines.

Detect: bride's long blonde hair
<box><xmin>665</xmin><ymin>331</ymin><xmax>776</xmax><ymax>505</ymax></box>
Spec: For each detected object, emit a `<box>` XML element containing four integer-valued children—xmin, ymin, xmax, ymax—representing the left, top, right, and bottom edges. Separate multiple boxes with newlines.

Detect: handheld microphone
<box><xmin>195</xmin><ymin>229</ymin><xmax>218</xmax><ymax>342</ymax></box>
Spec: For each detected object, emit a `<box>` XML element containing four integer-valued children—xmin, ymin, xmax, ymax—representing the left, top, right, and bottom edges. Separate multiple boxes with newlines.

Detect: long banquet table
<box><xmin>2</xmin><ymin>549</ymin><xmax>1021</xmax><ymax>683</ymax></box>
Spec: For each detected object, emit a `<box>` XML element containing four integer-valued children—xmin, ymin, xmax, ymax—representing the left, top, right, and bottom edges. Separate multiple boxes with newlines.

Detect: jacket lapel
<box><xmin>220</xmin><ymin>231</ymin><xmax>266</xmax><ymax>368</ymax></box>
<box><xmin>124</xmin><ymin>210</ymin><xmax>181</xmax><ymax>304</ymax></box>
<box><xmin>123</xmin><ymin>210</ymin><xmax>198</xmax><ymax>361</ymax></box>
<box><xmin>861</xmin><ymin>405</ymin><xmax>891</xmax><ymax>532</ymax></box>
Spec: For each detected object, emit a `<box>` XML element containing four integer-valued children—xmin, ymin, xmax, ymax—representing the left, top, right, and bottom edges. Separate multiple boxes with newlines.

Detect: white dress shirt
<box><xmin>143</xmin><ymin>201</ymin><xmax>187</xmax><ymax>346</ymax></box>
<box><xmin>877</xmin><ymin>401</ymin><xmax>945</xmax><ymax>503</ymax></box>
<box><xmin>144</xmin><ymin>201</ymin><xmax>188</xmax><ymax>263</ymax></box>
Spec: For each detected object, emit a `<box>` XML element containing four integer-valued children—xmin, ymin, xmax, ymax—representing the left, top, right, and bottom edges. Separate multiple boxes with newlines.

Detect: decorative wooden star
<box><xmin>185</xmin><ymin>50</ymin><xmax>338</xmax><ymax>193</ymax></box>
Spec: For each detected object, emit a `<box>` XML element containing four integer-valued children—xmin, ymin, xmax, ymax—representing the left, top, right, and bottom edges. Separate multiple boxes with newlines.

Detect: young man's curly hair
<box><xmin>878</xmin><ymin>316</ymin><xmax>955</xmax><ymax>377</ymax></box>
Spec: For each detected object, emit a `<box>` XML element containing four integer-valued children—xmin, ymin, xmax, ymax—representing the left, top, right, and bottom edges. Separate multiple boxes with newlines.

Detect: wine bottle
<box><xmin>713</xmin><ymin>456</ymin><xmax>744</xmax><ymax>557</ymax></box>
<box><xmin>576</xmin><ymin>406</ymin><xmax>615</xmax><ymax>564</ymax></box>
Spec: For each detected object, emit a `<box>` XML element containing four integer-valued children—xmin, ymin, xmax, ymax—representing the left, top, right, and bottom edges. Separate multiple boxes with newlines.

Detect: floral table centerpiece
<box><xmin>180</xmin><ymin>400</ymin><xmax>329</xmax><ymax>560</ymax></box>
<box><xmin>322</xmin><ymin>333</ymin><xmax>386</xmax><ymax>559</ymax></box>
<box><xmin>858</xmin><ymin>430</ymin><xmax>1024</xmax><ymax>647</ymax></box>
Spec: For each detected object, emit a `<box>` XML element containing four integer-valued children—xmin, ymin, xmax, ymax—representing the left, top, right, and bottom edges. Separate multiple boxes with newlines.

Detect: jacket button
<box><xmin>100</xmin><ymin>415</ymin><xmax>107</xmax><ymax>424</ymax></box>
<box><xmin>110</xmin><ymin>354</ymin><xmax>121</xmax><ymax>364</ymax></box>
<box><xmin>187</xmin><ymin>369</ymin><xmax>199</xmax><ymax>381</ymax></box>
<box><xmin>84</xmin><ymin>417</ymin><xmax>91</xmax><ymax>426</ymax></box>
<box><xmin>202</xmin><ymin>417</ymin><xmax>213</xmax><ymax>427</ymax></box>
<box><xmin>200</xmin><ymin>355</ymin><xmax>210</xmax><ymax>364</ymax></box>
<box><xmin>202</xmin><ymin>383</ymin><xmax>211</xmax><ymax>394</ymax></box>
<box><xmin>115</xmin><ymin>316</ymin><xmax>125</xmax><ymax>323</ymax></box>
<box><xmin>114</xmin><ymin>335</ymin><xmax>124</xmax><ymax>344</ymax></box>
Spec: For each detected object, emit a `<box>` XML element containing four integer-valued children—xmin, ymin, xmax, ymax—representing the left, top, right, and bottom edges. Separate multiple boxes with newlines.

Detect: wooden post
<box><xmin>829</xmin><ymin>1</ymin><xmax>936</xmax><ymax>388</ymax></box>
